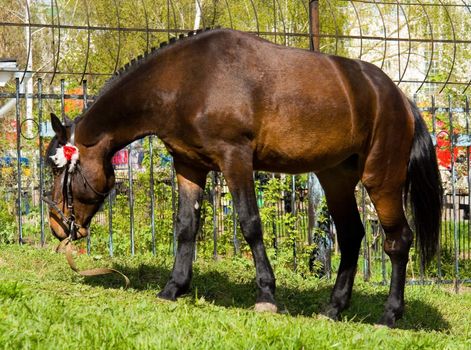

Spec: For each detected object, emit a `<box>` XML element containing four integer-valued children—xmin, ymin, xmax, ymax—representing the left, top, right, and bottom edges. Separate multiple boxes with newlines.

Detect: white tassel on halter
<box><xmin>50</xmin><ymin>143</ymin><xmax>79</xmax><ymax>172</ymax></box>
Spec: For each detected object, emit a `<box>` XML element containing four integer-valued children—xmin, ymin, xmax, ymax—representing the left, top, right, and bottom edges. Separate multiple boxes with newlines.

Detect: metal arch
<box><xmin>299</xmin><ymin>0</ymin><xmax>308</xmax><ymax>18</ymax></box>
<box><xmin>195</xmin><ymin>0</ymin><xmax>206</xmax><ymax>29</ymax></box>
<box><xmin>395</xmin><ymin>1</ymin><xmax>401</xmax><ymax>83</ymax></box>
<box><xmin>372</xmin><ymin>0</ymin><xmax>387</xmax><ymax>70</ymax></box>
<box><xmin>50</xmin><ymin>0</ymin><xmax>62</xmax><ymax>84</ymax></box>
<box><xmin>248</xmin><ymin>0</ymin><xmax>260</xmax><ymax>35</ymax></box>
<box><xmin>275</xmin><ymin>0</ymin><xmax>287</xmax><ymax>46</ymax></box>
<box><xmin>141</xmin><ymin>0</ymin><xmax>150</xmax><ymax>52</ymax></box>
<box><xmin>19</xmin><ymin>118</ymin><xmax>39</xmax><ymax>140</ymax></box>
<box><xmin>437</xmin><ymin>0</ymin><xmax>457</xmax><ymax>94</ymax></box>
<box><xmin>80</xmin><ymin>0</ymin><xmax>91</xmax><ymax>84</ymax></box>
<box><xmin>397</xmin><ymin>1</ymin><xmax>412</xmax><ymax>86</ymax></box>
<box><xmin>112</xmin><ymin>0</ymin><xmax>122</xmax><ymax>74</ymax></box>
<box><xmin>223</xmin><ymin>0</ymin><xmax>234</xmax><ymax>29</ymax></box>
<box><xmin>325</xmin><ymin>0</ymin><xmax>340</xmax><ymax>55</ymax></box>
<box><xmin>349</xmin><ymin>0</ymin><xmax>363</xmax><ymax>59</ymax></box>
<box><xmin>415</xmin><ymin>0</ymin><xmax>434</xmax><ymax>94</ymax></box>
<box><xmin>20</xmin><ymin>0</ymin><xmax>32</xmax><ymax>84</ymax></box>
<box><xmin>293</xmin><ymin>0</ymin><xmax>310</xmax><ymax>42</ymax></box>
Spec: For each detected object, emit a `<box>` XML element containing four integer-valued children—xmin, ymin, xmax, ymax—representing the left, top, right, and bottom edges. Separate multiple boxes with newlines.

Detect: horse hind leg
<box><xmin>317</xmin><ymin>166</ymin><xmax>365</xmax><ymax>320</ymax></box>
<box><xmin>363</xmin><ymin>179</ymin><xmax>413</xmax><ymax>327</ymax></box>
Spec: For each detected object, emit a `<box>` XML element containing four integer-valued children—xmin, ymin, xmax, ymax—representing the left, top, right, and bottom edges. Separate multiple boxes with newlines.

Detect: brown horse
<box><xmin>45</xmin><ymin>28</ymin><xmax>442</xmax><ymax>327</ymax></box>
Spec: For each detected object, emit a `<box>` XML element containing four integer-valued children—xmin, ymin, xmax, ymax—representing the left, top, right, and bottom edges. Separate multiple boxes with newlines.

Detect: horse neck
<box><xmin>74</xmin><ymin>67</ymin><xmax>174</xmax><ymax>158</ymax></box>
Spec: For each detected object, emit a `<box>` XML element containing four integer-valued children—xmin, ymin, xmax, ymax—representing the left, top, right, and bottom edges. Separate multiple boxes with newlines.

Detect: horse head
<box><xmin>45</xmin><ymin>113</ymin><xmax>115</xmax><ymax>241</ymax></box>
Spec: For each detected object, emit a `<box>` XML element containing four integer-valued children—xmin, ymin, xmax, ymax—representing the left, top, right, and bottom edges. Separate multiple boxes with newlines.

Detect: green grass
<box><xmin>1</xmin><ymin>244</ymin><xmax>470</xmax><ymax>349</ymax></box>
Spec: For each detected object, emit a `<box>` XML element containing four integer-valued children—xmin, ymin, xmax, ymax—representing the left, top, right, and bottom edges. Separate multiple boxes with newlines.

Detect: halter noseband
<box><xmin>43</xmin><ymin>122</ymin><xmax>109</xmax><ymax>241</ymax></box>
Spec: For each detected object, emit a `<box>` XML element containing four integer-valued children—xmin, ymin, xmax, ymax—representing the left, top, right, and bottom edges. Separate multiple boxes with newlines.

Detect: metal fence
<box><xmin>0</xmin><ymin>0</ymin><xmax>470</xmax><ymax>286</ymax></box>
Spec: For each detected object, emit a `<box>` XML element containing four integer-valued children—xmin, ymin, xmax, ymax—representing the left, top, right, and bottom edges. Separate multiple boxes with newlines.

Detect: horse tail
<box><xmin>405</xmin><ymin>100</ymin><xmax>443</xmax><ymax>265</ymax></box>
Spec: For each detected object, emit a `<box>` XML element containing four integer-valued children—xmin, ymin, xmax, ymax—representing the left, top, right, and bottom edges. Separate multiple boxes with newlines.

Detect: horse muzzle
<box><xmin>49</xmin><ymin>211</ymin><xmax>90</xmax><ymax>241</ymax></box>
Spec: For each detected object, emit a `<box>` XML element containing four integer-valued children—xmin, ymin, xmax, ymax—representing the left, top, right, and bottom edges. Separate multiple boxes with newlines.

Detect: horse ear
<box><xmin>50</xmin><ymin>113</ymin><xmax>67</xmax><ymax>143</ymax></box>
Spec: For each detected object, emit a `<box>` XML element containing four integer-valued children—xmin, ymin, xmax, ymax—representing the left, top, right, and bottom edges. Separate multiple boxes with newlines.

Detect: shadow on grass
<box><xmin>82</xmin><ymin>262</ymin><xmax>450</xmax><ymax>332</ymax></box>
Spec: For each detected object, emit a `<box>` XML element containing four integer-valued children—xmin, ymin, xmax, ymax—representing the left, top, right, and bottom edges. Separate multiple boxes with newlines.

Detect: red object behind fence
<box><xmin>112</xmin><ymin>149</ymin><xmax>128</xmax><ymax>166</ymax></box>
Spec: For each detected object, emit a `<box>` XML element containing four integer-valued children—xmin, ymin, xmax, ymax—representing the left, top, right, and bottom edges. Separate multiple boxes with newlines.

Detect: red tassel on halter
<box><xmin>50</xmin><ymin>143</ymin><xmax>79</xmax><ymax>172</ymax></box>
<box><xmin>62</xmin><ymin>145</ymin><xmax>78</xmax><ymax>161</ymax></box>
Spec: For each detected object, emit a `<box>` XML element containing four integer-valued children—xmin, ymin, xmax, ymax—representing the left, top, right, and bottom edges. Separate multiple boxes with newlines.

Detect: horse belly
<box><xmin>254</xmin><ymin>116</ymin><xmax>356</xmax><ymax>174</ymax></box>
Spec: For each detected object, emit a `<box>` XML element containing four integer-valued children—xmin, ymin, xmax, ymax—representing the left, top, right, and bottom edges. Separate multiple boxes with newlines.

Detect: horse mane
<box><xmin>96</xmin><ymin>27</ymin><xmax>217</xmax><ymax>100</ymax></box>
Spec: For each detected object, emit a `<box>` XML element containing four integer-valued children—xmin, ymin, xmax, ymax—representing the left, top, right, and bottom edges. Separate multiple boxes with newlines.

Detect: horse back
<box><xmin>158</xmin><ymin>30</ymin><xmax>411</xmax><ymax>174</ymax></box>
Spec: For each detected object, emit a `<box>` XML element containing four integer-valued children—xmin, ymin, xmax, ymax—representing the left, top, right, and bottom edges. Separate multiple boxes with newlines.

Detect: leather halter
<box><xmin>42</xmin><ymin>122</ymin><xmax>109</xmax><ymax>241</ymax></box>
<box><xmin>42</xmin><ymin>121</ymin><xmax>129</xmax><ymax>288</ymax></box>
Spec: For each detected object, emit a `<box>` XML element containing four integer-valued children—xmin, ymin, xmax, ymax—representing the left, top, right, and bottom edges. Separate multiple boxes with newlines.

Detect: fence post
<box><xmin>307</xmin><ymin>174</ymin><xmax>315</xmax><ymax>246</ymax></box>
<box><xmin>108</xmin><ymin>189</ymin><xmax>114</xmax><ymax>257</ymax></box>
<box><xmin>309</xmin><ymin>0</ymin><xmax>320</xmax><ymax>52</ymax></box>
<box><xmin>128</xmin><ymin>143</ymin><xmax>135</xmax><ymax>256</ymax></box>
<box><xmin>149</xmin><ymin>136</ymin><xmax>156</xmax><ymax>256</ymax></box>
<box><xmin>38</xmin><ymin>78</ymin><xmax>45</xmax><ymax>246</ymax></box>
<box><xmin>171</xmin><ymin>160</ymin><xmax>177</xmax><ymax>256</ymax></box>
<box><xmin>212</xmin><ymin>171</ymin><xmax>218</xmax><ymax>260</ymax></box>
<box><xmin>449</xmin><ymin>95</ymin><xmax>460</xmax><ymax>293</ymax></box>
<box><xmin>361</xmin><ymin>185</ymin><xmax>370</xmax><ymax>281</ymax></box>
<box><xmin>466</xmin><ymin>96</ymin><xmax>470</xmax><ymax>263</ymax></box>
<box><xmin>15</xmin><ymin>78</ymin><xmax>23</xmax><ymax>244</ymax></box>
<box><xmin>430</xmin><ymin>95</ymin><xmax>442</xmax><ymax>281</ymax></box>
<box><xmin>82</xmin><ymin>80</ymin><xmax>92</xmax><ymax>255</ymax></box>
<box><xmin>291</xmin><ymin>175</ymin><xmax>297</xmax><ymax>271</ymax></box>
<box><xmin>60</xmin><ymin>79</ymin><xmax>65</xmax><ymax>121</ymax></box>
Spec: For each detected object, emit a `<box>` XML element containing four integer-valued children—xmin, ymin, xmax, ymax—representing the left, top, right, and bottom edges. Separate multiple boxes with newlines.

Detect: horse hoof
<box><xmin>377</xmin><ymin>313</ymin><xmax>396</xmax><ymax>328</ymax></box>
<box><xmin>254</xmin><ymin>302</ymin><xmax>278</xmax><ymax>313</ymax></box>
<box><xmin>321</xmin><ymin>305</ymin><xmax>340</xmax><ymax>321</ymax></box>
<box><xmin>157</xmin><ymin>289</ymin><xmax>177</xmax><ymax>301</ymax></box>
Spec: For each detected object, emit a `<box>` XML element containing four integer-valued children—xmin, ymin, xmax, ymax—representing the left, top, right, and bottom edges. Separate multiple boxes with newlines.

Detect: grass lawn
<box><xmin>1</xmin><ymin>244</ymin><xmax>470</xmax><ymax>349</ymax></box>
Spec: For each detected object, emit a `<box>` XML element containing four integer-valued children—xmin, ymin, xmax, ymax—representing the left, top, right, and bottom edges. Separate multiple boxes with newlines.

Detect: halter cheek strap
<box><xmin>69</xmin><ymin>122</ymin><xmax>76</xmax><ymax>145</ymax></box>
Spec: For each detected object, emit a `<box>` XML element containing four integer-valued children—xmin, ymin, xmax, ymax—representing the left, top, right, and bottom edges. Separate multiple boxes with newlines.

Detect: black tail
<box><xmin>405</xmin><ymin>100</ymin><xmax>443</xmax><ymax>265</ymax></box>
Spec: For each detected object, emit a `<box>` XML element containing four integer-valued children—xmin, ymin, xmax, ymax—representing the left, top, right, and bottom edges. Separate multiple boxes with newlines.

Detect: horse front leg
<box><xmin>157</xmin><ymin>162</ymin><xmax>207</xmax><ymax>301</ymax></box>
<box><xmin>221</xmin><ymin>148</ymin><xmax>277</xmax><ymax>312</ymax></box>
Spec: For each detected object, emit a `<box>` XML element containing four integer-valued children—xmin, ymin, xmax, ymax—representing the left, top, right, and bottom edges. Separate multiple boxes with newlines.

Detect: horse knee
<box><xmin>383</xmin><ymin>226</ymin><xmax>413</xmax><ymax>258</ymax></box>
<box><xmin>176</xmin><ymin>213</ymin><xmax>198</xmax><ymax>243</ymax></box>
<box><xmin>239</xmin><ymin>214</ymin><xmax>262</xmax><ymax>244</ymax></box>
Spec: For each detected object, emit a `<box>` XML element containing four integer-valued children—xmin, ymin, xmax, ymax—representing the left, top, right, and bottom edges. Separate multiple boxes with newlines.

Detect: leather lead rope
<box><xmin>57</xmin><ymin>237</ymin><xmax>130</xmax><ymax>288</ymax></box>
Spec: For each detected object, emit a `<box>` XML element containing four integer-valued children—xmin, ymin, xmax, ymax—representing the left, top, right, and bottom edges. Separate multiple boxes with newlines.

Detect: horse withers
<box><xmin>45</xmin><ymin>28</ymin><xmax>442</xmax><ymax>327</ymax></box>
